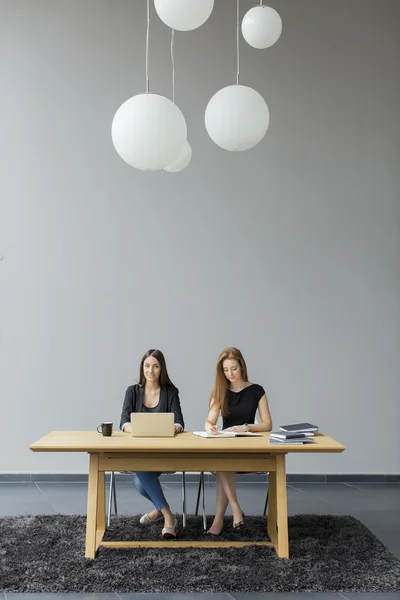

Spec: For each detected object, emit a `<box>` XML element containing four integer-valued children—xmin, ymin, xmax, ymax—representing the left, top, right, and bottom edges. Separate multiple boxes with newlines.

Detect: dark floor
<box><xmin>1</xmin><ymin>480</ymin><xmax>399</xmax><ymax>600</ymax></box>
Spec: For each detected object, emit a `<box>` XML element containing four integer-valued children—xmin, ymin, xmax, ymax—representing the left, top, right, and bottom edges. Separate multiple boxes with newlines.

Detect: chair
<box><xmin>107</xmin><ymin>471</ymin><xmax>188</xmax><ymax>528</ymax></box>
<box><xmin>194</xmin><ymin>415</ymin><xmax>269</xmax><ymax>529</ymax></box>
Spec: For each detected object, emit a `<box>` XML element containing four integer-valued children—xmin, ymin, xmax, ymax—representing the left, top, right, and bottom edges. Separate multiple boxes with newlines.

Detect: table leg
<box><xmin>182</xmin><ymin>472</ymin><xmax>187</xmax><ymax>529</ymax></box>
<box><xmin>201</xmin><ymin>471</ymin><xmax>207</xmax><ymax>531</ymax></box>
<box><xmin>267</xmin><ymin>470</ymin><xmax>277</xmax><ymax>546</ymax></box>
<box><xmin>85</xmin><ymin>453</ymin><xmax>103</xmax><ymax>559</ymax></box>
<box><xmin>275</xmin><ymin>453</ymin><xmax>289</xmax><ymax>558</ymax></box>
<box><xmin>96</xmin><ymin>470</ymin><xmax>105</xmax><ymax>548</ymax></box>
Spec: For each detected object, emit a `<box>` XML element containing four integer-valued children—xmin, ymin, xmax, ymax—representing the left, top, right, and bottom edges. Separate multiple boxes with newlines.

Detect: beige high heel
<box><xmin>161</xmin><ymin>515</ymin><xmax>177</xmax><ymax>539</ymax></box>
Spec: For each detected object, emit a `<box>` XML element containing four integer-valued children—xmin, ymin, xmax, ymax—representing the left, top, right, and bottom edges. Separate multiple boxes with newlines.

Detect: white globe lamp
<box><xmin>154</xmin><ymin>0</ymin><xmax>214</xmax><ymax>32</ymax></box>
<box><xmin>112</xmin><ymin>93</ymin><xmax>187</xmax><ymax>171</ymax></box>
<box><xmin>205</xmin><ymin>84</ymin><xmax>269</xmax><ymax>151</ymax></box>
<box><xmin>164</xmin><ymin>140</ymin><xmax>192</xmax><ymax>172</ymax></box>
<box><xmin>242</xmin><ymin>5</ymin><xmax>282</xmax><ymax>49</ymax></box>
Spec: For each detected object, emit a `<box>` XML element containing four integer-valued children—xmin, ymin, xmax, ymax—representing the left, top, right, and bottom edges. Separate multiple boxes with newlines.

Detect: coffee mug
<box><xmin>97</xmin><ymin>422</ymin><xmax>113</xmax><ymax>436</ymax></box>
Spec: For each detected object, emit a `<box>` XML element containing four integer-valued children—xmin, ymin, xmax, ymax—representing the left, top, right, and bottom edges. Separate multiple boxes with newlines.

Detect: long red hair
<box><xmin>210</xmin><ymin>347</ymin><xmax>249</xmax><ymax>417</ymax></box>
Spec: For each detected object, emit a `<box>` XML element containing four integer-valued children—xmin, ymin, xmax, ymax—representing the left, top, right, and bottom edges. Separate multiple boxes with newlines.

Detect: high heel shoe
<box><xmin>161</xmin><ymin>515</ymin><xmax>177</xmax><ymax>539</ymax></box>
<box><xmin>233</xmin><ymin>512</ymin><xmax>245</xmax><ymax>530</ymax></box>
<box><xmin>205</xmin><ymin>518</ymin><xmax>225</xmax><ymax>536</ymax></box>
<box><xmin>205</xmin><ymin>525</ymin><xmax>224</xmax><ymax>536</ymax></box>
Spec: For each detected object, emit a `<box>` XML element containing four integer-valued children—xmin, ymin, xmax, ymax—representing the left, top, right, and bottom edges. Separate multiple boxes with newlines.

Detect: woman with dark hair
<box><xmin>204</xmin><ymin>347</ymin><xmax>272</xmax><ymax>535</ymax></box>
<box><xmin>120</xmin><ymin>349</ymin><xmax>184</xmax><ymax>539</ymax></box>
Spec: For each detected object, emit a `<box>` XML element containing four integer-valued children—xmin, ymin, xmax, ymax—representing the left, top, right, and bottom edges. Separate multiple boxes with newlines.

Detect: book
<box><xmin>193</xmin><ymin>431</ymin><xmax>262</xmax><ymax>438</ymax></box>
<box><xmin>278</xmin><ymin>422</ymin><xmax>319</xmax><ymax>433</ymax></box>
<box><xmin>269</xmin><ymin>431</ymin><xmax>314</xmax><ymax>439</ymax></box>
<box><xmin>269</xmin><ymin>437</ymin><xmax>315</xmax><ymax>444</ymax></box>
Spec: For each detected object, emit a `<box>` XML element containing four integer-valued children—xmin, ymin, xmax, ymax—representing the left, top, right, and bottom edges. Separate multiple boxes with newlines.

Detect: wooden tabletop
<box><xmin>30</xmin><ymin>431</ymin><xmax>345</xmax><ymax>454</ymax></box>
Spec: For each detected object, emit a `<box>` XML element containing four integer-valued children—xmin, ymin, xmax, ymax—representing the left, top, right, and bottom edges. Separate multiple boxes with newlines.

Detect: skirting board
<box><xmin>0</xmin><ymin>472</ymin><xmax>399</xmax><ymax>483</ymax></box>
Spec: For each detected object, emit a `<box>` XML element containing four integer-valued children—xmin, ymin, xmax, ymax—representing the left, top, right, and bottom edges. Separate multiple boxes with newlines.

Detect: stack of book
<box><xmin>269</xmin><ymin>422</ymin><xmax>319</xmax><ymax>444</ymax></box>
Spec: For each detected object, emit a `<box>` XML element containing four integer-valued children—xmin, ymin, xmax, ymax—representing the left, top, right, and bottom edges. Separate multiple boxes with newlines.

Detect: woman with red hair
<box><xmin>205</xmin><ymin>347</ymin><xmax>272</xmax><ymax>535</ymax></box>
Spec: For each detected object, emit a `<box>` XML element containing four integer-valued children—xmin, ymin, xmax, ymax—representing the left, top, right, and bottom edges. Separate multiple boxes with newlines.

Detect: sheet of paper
<box><xmin>193</xmin><ymin>431</ymin><xmax>262</xmax><ymax>438</ymax></box>
<box><xmin>192</xmin><ymin>431</ymin><xmax>235</xmax><ymax>438</ymax></box>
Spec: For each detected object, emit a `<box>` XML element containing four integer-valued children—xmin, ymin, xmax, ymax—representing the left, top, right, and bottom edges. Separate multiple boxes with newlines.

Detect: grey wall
<box><xmin>0</xmin><ymin>0</ymin><xmax>399</xmax><ymax>474</ymax></box>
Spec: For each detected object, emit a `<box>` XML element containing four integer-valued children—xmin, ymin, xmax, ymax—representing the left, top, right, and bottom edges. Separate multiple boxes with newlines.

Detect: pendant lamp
<box><xmin>111</xmin><ymin>0</ymin><xmax>187</xmax><ymax>171</ymax></box>
<box><xmin>205</xmin><ymin>0</ymin><xmax>270</xmax><ymax>152</ymax></box>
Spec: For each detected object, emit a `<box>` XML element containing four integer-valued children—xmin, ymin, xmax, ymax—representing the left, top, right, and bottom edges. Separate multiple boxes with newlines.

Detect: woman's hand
<box><xmin>174</xmin><ymin>424</ymin><xmax>183</xmax><ymax>434</ymax></box>
<box><xmin>205</xmin><ymin>419</ymin><xmax>219</xmax><ymax>435</ymax></box>
<box><xmin>123</xmin><ymin>424</ymin><xmax>132</xmax><ymax>433</ymax></box>
<box><xmin>223</xmin><ymin>424</ymin><xmax>248</xmax><ymax>433</ymax></box>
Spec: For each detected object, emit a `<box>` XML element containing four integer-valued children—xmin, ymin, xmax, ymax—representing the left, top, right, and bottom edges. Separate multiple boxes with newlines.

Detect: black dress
<box><xmin>222</xmin><ymin>384</ymin><xmax>266</xmax><ymax>430</ymax></box>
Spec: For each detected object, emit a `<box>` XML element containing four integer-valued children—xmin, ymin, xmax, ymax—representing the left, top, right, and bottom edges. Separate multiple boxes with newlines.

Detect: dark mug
<box><xmin>97</xmin><ymin>422</ymin><xmax>113</xmax><ymax>436</ymax></box>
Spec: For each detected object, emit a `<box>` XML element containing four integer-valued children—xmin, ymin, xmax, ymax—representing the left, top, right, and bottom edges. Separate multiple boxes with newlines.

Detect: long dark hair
<box><xmin>210</xmin><ymin>347</ymin><xmax>249</xmax><ymax>417</ymax></box>
<box><xmin>138</xmin><ymin>349</ymin><xmax>175</xmax><ymax>388</ymax></box>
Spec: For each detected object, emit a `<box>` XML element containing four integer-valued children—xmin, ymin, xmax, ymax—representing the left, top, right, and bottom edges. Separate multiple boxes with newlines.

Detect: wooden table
<box><xmin>30</xmin><ymin>431</ymin><xmax>345</xmax><ymax>559</ymax></box>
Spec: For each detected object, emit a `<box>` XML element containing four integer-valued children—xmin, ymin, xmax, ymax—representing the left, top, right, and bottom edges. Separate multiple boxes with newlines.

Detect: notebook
<box><xmin>193</xmin><ymin>431</ymin><xmax>262</xmax><ymax>438</ymax></box>
<box><xmin>270</xmin><ymin>431</ymin><xmax>314</xmax><ymax>439</ymax></box>
<box><xmin>278</xmin><ymin>422</ymin><xmax>318</xmax><ymax>433</ymax></box>
<box><xmin>269</xmin><ymin>437</ymin><xmax>315</xmax><ymax>444</ymax></box>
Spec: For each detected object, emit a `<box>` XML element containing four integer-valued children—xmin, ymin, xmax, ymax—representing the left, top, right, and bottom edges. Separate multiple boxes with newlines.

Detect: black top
<box><xmin>223</xmin><ymin>383</ymin><xmax>266</xmax><ymax>430</ymax></box>
<box><xmin>119</xmin><ymin>384</ymin><xmax>184</xmax><ymax>429</ymax></box>
<box><xmin>142</xmin><ymin>403</ymin><xmax>160</xmax><ymax>413</ymax></box>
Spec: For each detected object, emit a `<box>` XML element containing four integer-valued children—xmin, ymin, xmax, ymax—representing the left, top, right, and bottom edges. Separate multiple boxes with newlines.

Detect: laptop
<box><xmin>131</xmin><ymin>412</ymin><xmax>175</xmax><ymax>437</ymax></box>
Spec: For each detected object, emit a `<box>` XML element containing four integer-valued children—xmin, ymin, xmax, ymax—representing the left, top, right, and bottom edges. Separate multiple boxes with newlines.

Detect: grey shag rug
<box><xmin>1</xmin><ymin>514</ymin><xmax>399</xmax><ymax>593</ymax></box>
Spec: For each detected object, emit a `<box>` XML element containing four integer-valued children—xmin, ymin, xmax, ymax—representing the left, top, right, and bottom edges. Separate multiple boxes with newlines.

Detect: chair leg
<box><xmin>195</xmin><ymin>473</ymin><xmax>202</xmax><ymax>516</ymax></box>
<box><xmin>107</xmin><ymin>471</ymin><xmax>114</xmax><ymax>527</ymax></box>
<box><xmin>181</xmin><ymin>471</ymin><xmax>187</xmax><ymax>529</ymax></box>
<box><xmin>112</xmin><ymin>470</ymin><xmax>118</xmax><ymax>515</ymax></box>
<box><xmin>201</xmin><ymin>471</ymin><xmax>207</xmax><ymax>531</ymax></box>
<box><xmin>263</xmin><ymin>486</ymin><xmax>269</xmax><ymax>516</ymax></box>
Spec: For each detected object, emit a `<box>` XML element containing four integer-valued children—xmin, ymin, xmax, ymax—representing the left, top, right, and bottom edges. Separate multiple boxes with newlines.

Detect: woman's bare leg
<box><xmin>160</xmin><ymin>506</ymin><xmax>175</xmax><ymax>528</ymax></box>
<box><xmin>218</xmin><ymin>472</ymin><xmax>243</xmax><ymax>524</ymax></box>
<box><xmin>208</xmin><ymin>472</ymin><xmax>228</xmax><ymax>534</ymax></box>
<box><xmin>208</xmin><ymin>472</ymin><xmax>244</xmax><ymax>533</ymax></box>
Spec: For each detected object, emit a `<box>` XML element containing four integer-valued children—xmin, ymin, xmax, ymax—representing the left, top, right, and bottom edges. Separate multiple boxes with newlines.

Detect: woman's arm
<box><xmin>170</xmin><ymin>388</ymin><xmax>185</xmax><ymax>431</ymax></box>
<box><xmin>224</xmin><ymin>394</ymin><xmax>272</xmax><ymax>433</ymax></box>
<box><xmin>249</xmin><ymin>395</ymin><xmax>272</xmax><ymax>432</ymax></box>
<box><xmin>205</xmin><ymin>397</ymin><xmax>220</xmax><ymax>434</ymax></box>
<box><xmin>120</xmin><ymin>386</ymin><xmax>134</xmax><ymax>432</ymax></box>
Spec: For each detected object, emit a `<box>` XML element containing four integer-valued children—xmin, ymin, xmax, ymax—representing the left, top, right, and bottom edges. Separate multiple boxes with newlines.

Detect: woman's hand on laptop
<box><xmin>123</xmin><ymin>424</ymin><xmax>132</xmax><ymax>433</ymax></box>
<box><xmin>174</xmin><ymin>424</ymin><xmax>183</xmax><ymax>434</ymax></box>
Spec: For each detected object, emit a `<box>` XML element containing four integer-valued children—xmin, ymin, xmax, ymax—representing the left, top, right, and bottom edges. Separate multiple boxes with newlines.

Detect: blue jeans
<box><xmin>133</xmin><ymin>472</ymin><xmax>169</xmax><ymax>511</ymax></box>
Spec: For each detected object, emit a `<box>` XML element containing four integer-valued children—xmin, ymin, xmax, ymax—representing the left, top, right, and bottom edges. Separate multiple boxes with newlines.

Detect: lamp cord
<box><xmin>171</xmin><ymin>29</ymin><xmax>175</xmax><ymax>103</ymax></box>
<box><xmin>236</xmin><ymin>0</ymin><xmax>240</xmax><ymax>84</ymax></box>
<box><xmin>145</xmin><ymin>0</ymin><xmax>150</xmax><ymax>92</ymax></box>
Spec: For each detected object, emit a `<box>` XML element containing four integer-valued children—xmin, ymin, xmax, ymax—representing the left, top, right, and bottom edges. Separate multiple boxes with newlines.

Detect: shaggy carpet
<box><xmin>1</xmin><ymin>514</ymin><xmax>399</xmax><ymax>593</ymax></box>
